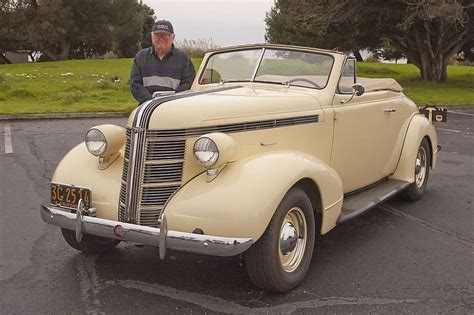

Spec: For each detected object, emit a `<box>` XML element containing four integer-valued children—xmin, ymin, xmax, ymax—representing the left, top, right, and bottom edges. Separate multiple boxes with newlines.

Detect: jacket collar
<box><xmin>150</xmin><ymin>44</ymin><xmax>175</xmax><ymax>57</ymax></box>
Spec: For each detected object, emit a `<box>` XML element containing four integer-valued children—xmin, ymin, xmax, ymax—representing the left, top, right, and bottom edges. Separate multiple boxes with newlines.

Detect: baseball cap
<box><xmin>152</xmin><ymin>20</ymin><xmax>174</xmax><ymax>35</ymax></box>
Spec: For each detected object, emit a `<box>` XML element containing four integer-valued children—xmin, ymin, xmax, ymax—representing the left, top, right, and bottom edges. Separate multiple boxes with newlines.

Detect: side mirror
<box><xmin>341</xmin><ymin>83</ymin><xmax>365</xmax><ymax>104</ymax></box>
<box><xmin>352</xmin><ymin>83</ymin><xmax>365</xmax><ymax>96</ymax></box>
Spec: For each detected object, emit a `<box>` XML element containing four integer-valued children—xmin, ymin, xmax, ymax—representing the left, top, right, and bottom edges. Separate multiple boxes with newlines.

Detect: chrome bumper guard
<box><xmin>40</xmin><ymin>204</ymin><xmax>253</xmax><ymax>258</ymax></box>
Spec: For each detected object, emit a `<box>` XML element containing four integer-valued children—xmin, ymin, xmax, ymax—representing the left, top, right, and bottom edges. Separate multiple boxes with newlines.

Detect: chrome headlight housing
<box><xmin>85</xmin><ymin>125</ymin><xmax>126</xmax><ymax>158</ymax></box>
<box><xmin>193</xmin><ymin>133</ymin><xmax>236</xmax><ymax>169</ymax></box>
<box><xmin>85</xmin><ymin>128</ymin><xmax>107</xmax><ymax>156</ymax></box>
<box><xmin>193</xmin><ymin>137</ymin><xmax>219</xmax><ymax>168</ymax></box>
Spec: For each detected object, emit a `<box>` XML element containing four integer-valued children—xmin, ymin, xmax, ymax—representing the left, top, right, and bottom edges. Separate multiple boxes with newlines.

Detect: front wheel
<box><xmin>401</xmin><ymin>138</ymin><xmax>431</xmax><ymax>202</ymax></box>
<box><xmin>244</xmin><ymin>187</ymin><xmax>315</xmax><ymax>292</ymax></box>
<box><xmin>61</xmin><ymin>228</ymin><xmax>121</xmax><ymax>254</ymax></box>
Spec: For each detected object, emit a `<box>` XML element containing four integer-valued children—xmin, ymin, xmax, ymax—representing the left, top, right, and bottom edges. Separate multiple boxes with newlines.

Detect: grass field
<box><xmin>0</xmin><ymin>58</ymin><xmax>472</xmax><ymax>115</ymax></box>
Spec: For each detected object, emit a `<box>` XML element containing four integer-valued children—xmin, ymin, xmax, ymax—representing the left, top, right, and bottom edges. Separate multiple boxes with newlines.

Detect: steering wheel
<box><xmin>285</xmin><ymin>78</ymin><xmax>321</xmax><ymax>89</ymax></box>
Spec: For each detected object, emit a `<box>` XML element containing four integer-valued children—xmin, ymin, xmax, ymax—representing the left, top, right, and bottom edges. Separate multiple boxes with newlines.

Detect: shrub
<box><xmin>358</xmin><ymin>64</ymin><xmax>399</xmax><ymax>75</ymax></box>
<box><xmin>364</xmin><ymin>56</ymin><xmax>381</xmax><ymax>63</ymax></box>
<box><xmin>110</xmin><ymin>75</ymin><xmax>120</xmax><ymax>83</ymax></box>
<box><xmin>66</xmin><ymin>85</ymin><xmax>85</xmax><ymax>92</ymax></box>
<box><xmin>0</xmin><ymin>73</ymin><xmax>8</xmax><ymax>87</ymax></box>
<box><xmin>96</xmin><ymin>79</ymin><xmax>114</xmax><ymax>89</ymax></box>
<box><xmin>101</xmin><ymin>51</ymin><xmax>119</xmax><ymax>59</ymax></box>
<box><xmin>175</xmin><ymin>38</ymin><xmax>219</xmax><ymax>58</ymax></box>
<box><xmin>62</xmin><ymin>90</ymin><xmax>82</xmax><ymax>104</ymax></box>
<box><xmin>9</xmin><ymin>89</ymin><xmax>35</xmax><ymax>98</ymax></box>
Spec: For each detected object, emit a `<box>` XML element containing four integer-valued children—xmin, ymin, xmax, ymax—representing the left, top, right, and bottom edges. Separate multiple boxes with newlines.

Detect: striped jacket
<box><xmin>130</xmin><ymin>45</ymin><xmax>196</xmax><ymax>104</ymax></box>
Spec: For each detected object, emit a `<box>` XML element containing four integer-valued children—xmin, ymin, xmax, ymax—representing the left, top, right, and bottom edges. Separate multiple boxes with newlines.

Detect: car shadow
<box><xmin>72</xmin><ymin>202</ymin><xmax>405</xmax><ymax>307</ymax></box>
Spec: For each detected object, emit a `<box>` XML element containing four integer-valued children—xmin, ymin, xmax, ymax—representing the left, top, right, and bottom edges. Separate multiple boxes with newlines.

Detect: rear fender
<box><xmin>390</xmin><ymin>114</ymin><xmax>438</xmax><ymax>182</ymax></box>
<box><xmin>164</xmin><ymin>152</ymin><xmax>343</xmax><ymax>241</ymax></box>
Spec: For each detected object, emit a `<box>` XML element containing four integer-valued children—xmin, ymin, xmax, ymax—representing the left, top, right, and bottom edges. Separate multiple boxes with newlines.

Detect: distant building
<box><xmin>1</xmin><ymin>52</ymin><xmax>29</xmax><ymax>64</ymax></box>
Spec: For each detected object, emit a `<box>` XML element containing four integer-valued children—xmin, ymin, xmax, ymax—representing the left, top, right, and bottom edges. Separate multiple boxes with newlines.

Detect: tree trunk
<box><xmin>43</xmin><ymin>41</ymin><xmax>71</xmax><ymax>61</ymax></box>
<box><xmin>418</xmin><ymin>53</ymin><xmax>448</xmax><ymax>82</ymax></box>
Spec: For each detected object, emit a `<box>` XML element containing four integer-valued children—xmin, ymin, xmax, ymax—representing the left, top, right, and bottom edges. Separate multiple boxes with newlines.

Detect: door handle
<box><xmin>384</xmin><ymin>108</ymin><xmax>396</xmax><ymax>113</ymax></box>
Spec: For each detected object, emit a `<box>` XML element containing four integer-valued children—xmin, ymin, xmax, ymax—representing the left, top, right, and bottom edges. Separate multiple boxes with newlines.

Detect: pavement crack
<box><xmin>118</xmin><ymin>280</ymin><xmax>473</xmax><ymax>313</ymax></box>
<box><xmin>76</xmin><ymin>255</ymin><xmax>105</xmax><ymax>314</ymax></box>
<box><xmin>381</xmin><ymin>204</ymin><xmax>474</xmax><ymax>248</ymax></box>
<box><xmin>120</xmin><ymin>280</ymin><xmax>249</xmax><ymax>313</ymax></box>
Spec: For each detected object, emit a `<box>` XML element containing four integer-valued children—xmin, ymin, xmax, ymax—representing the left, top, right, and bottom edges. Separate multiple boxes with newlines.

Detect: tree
<box><xmin>265</xmin><ymin>0</ymin><xmax>381</xmax><ymax>61</ymax></box>
<box><xmin>0</xmin><ymin>0</ymin><xmax>155</xmax><ymax>60</ymax></box>
<box><xmin>459</xmin><ymin>41</ymin><xmax>474</xmax><ymax>62</ymax></box>
<box><xmin>369</xmin><ymin>40</ymin><xmax>406</xmax><ymax>64</ymax></box>
<box><xmin>265</xmin><ymin>0</ymin><xmax>474</xmax><ymax>82</ymax></box>
<box><xmin>0</xmin><ymin>0</ymin><xmax>35</xmax><ymax>61</ymax></box>
<box><xmin>109</xmin><ymin>0</ymin><xmax>155</xmax><ymax>58</ymax></box>
<box><xmin>138</xmin><ymin>0</ymin><xmax>155</xmax><ymax>50</ymax></box>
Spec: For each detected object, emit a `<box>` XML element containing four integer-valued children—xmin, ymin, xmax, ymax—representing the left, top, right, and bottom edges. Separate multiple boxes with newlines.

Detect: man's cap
<box><xmin>152</xmin><ymin>20</ymin><xmax>174</xmax><ymax>35</ymax></box>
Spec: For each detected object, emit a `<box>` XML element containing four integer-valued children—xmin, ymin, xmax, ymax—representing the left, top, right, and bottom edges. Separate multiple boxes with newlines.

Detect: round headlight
<box><xmin>85</xmin><ymin>128</ymin><xmax>107</xmax><ymax>156</ymax></box>
<box><xmin>193</xmin><ymin>137</ymin><xmax>219</xmax><ymax>168</ymax></box>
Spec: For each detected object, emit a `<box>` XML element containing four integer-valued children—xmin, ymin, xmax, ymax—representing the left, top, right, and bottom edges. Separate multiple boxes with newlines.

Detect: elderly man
<box><xmin>130</xmin><ymin>20</ymin><xmax>196</xmax><ymax>104</ymax></box>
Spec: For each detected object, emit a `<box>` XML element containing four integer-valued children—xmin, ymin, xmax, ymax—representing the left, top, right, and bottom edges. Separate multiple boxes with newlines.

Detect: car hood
<box><xmin>128</xmin><ymin>86</ymin><xmax>323</xmax><ymax>129</ymax></box>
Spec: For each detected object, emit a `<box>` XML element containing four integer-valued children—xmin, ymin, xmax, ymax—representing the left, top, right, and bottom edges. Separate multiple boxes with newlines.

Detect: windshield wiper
<box><xmin>253</xmin><ymin>80</ymin><xmax>286</xmax><ymax>86</ymax></box>
<box><xmin>219</xmin><ymin>79</ymin><xmax>251</xmax><ymax>85</ymax></box>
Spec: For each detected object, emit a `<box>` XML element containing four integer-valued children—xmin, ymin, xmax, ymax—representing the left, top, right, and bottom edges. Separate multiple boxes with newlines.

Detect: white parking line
<box><xmin>449</xmin><ymin>110</ymin><xmax>474</xmax><ymax>116</ymax></box>
<box><xmin>437</xmin><ymin>128</ymin><xmax>461</xmax><ymax>133</ymax></box>
<box><xmin>4</xmin><ymin>124</ymin><xmax>13</xmax><ymax>154</ymax></box>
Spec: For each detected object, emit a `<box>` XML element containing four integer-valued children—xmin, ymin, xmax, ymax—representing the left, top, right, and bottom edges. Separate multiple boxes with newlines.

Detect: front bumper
<box><xmin>41</xmin><ymin>204</ymin><xmax>253</xmax><ymax>257</ymax></box>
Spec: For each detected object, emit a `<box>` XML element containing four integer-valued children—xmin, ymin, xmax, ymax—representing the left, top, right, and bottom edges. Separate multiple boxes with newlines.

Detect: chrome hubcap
<box><xmin>279</xmin><ymin>207</ymin><xmax>307</xmax><ymax>272</ymax></box>
<box><xmin>280</xmin><ymin>222</ymin><xmax>297</xmax><ymax>255</ymax></box>
<box><xmin>415</xmin><ymin>146</ymin><xmax>427</xmax><ymax>188</ymax></box>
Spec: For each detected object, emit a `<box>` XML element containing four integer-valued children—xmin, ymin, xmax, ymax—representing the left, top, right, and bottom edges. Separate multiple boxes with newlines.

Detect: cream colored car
<box><xmin>41</xmin><ymin>44</ymin><xmax>439</xmax><ymax>292</ymax></box>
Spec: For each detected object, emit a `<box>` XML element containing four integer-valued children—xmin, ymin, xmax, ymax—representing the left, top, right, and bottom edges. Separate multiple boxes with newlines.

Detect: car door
<box><xmin>330</xmin><ymin>58</ymin><xmax>412</xmax><ymax>193</ymax></box>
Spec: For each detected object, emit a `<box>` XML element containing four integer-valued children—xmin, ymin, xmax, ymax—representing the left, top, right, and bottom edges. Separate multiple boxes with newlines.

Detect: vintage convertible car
<box><xmin>41</xmin><ymin>44</ymin><xmax>440</xmax><ymax>292</ymax></box>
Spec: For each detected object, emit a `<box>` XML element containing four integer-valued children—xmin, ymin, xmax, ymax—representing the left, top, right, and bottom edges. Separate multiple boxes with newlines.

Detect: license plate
<box><xmin>51</xmin><ymin>183</ymin><xmax>92</xmax><ymax>209</ymax></box>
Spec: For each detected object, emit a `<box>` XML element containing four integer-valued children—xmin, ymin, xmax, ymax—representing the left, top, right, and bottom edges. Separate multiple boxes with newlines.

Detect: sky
<box><xmin>142</xmin><ymin>0</ymin><xmax>275</xmax><ymax>47</ymax></box>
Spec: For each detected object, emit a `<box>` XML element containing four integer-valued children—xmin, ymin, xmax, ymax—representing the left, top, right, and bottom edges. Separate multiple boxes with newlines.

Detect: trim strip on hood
<box><xmin>133</xmin><ymin>86</ymin><xmax>243</xmax><ymax>129</ymax></box>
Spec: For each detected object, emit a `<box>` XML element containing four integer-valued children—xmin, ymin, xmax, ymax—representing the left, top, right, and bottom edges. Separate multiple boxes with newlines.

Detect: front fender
<box><xmin>390</xmin><ymin>114</ymin><xmax>438</xmax><ymax>182</ymax></box>
<box><xmin>163</xmin><ymin>152</ymin><xmax>343</xmax><ymax>241</ymax></box>
<box><xmin>52</xmin><ymin>143</ymin><xmax>123</xmax><ymax>220</ymax></box>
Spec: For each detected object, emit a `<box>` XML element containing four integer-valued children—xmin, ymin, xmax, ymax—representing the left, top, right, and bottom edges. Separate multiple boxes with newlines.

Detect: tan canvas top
<box><xmin>357</xmin><ymin>77</ymin><xmax>403</xmax><ymax>92</ymax></box>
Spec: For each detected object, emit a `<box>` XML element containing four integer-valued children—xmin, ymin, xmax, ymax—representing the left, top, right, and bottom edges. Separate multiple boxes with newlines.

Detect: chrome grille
<box><xmin>146</xmin><ymin>139</ymin><xmax>186</xmax><ymax>160</ymax></box>
<box><xmin>141</xmin><ymin>185</ymin><xmax>181</xmax><ymax>206</ymax></box>
<box><xmin>143</xmin><ymin>162</ymin><xmax>183</xmax><ymax>183</ymax></box>
<box><xmin>121</xmin><ymin>160</ymin><xmax>128</xmax><ymax>182</ymax></box>
<box><xmin>119</xmin><ymin>127</ymin><xmax>186</xmax><ymax>228</ymax></box>
<box><xmin>139</xmin><ymin>210</ymin><xmax>162</xmax><ymax>226</ymax></box>
<box><xmin>124</xmin><ymin>129</ymin><xmax>131</xmax><ymax>158</ymax></box>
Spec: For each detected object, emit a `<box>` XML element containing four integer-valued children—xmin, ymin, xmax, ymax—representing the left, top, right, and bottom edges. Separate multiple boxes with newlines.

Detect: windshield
<box><xmin>199</xmin><ymin>48</ymin><xmax>334</xmax><ymax>89</ymax></box>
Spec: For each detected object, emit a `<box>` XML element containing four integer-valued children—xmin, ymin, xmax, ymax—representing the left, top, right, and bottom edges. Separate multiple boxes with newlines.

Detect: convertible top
<box><xmin>357</xmin><ymin>77</ymin><xmax>403</xmax><ymax>93</ymax></box>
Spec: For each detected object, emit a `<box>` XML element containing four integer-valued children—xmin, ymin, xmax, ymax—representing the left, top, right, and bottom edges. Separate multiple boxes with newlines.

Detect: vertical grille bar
<box><xmin>118</xmin><ymin>128</ymin><xmax>131</xmax><ymax>222</ymax></box>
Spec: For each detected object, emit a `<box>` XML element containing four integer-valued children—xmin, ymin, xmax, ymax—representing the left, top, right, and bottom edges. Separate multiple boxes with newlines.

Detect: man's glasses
<box><xmin>153</xmin><ymin>33</ymin><xmax>172</xmax><ymax>39</ymax></box>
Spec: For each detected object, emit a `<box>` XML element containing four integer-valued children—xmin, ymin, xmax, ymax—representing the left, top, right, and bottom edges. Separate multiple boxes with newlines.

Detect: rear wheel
<box><xmin>61</xmin><ymin>228</ymin><xmax>120</xmax><ymax>254</ymax></box>
<box><xmin>401</xmin><ymin>138</ymin><xmax>431</xmax><ymax>202</ymax></box>
<box><xmin>244</xmin><ymin>187</ymin><xmax>315</xmax><ymax>292</ymax></box>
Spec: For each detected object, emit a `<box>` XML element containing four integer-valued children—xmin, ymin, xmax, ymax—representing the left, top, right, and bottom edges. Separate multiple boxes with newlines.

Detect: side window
<box><xmin>337</xmin><ymin>58</ymin><xmax>356</xmax><ymax>94</ymax></box>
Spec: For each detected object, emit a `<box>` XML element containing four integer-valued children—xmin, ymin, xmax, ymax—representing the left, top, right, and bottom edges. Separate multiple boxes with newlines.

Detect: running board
<box><xmin>337</xmin><ymin>179</ymin><xmax>410</xmax><ymax>224</ymax></box>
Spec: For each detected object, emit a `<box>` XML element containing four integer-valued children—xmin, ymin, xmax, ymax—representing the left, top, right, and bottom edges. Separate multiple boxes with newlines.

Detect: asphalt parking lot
<box><xmin>1</xmin><ymin>110</ymin><xmax>473</xmax><ymax>314</ymax></box>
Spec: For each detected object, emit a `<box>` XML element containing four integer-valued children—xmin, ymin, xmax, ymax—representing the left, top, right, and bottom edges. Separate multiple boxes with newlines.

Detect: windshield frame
<box><xmin>198</xmin><ymin>47</ymin><xmax>336</xmax><ymax>90</ymax></box>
